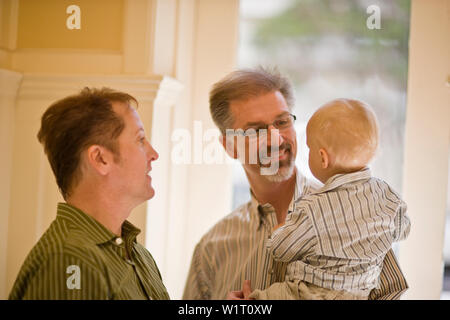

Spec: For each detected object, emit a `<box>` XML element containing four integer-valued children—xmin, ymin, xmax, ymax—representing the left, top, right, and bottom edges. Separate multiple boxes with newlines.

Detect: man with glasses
<box><xmin>182</xmin><ymin>67</ymin><xmax>408</xmax><ymax>300</ymax></box>
<box><xmin>226</xmin><ymin>113</ymin><xmax>297</xmax><ymax>180</ymax></box>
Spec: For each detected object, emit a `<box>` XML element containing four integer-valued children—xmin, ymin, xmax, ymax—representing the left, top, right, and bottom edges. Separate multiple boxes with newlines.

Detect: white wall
<box><xmin>399</xmin><ymin>0</ymin><xmax>450</xmax><ymax>299</ymax></box>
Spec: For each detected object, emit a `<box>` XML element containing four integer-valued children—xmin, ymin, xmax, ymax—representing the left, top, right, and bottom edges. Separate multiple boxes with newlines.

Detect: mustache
<box><xmin>265</xmin><ymin>141</ymin><xmax>291</xmax><ymax>155</ymax></box>
<box><xmin>259</xmin><ymin>142</ymin><xmax>292</xmax><ymax>166</ymax></box>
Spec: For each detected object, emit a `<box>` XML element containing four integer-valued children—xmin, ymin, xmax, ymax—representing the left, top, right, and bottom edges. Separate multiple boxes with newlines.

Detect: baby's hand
<box><xmin>226</xmin><ymin>280</ymin><xmax>254</xmax><ymax>300</ymax></box>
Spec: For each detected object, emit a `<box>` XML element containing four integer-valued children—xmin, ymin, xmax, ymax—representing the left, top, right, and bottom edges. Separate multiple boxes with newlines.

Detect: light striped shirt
<box><xmin>267</xmin><ymin>168</ymin><xmax>411</xmax><ymax>296</ymax></box>
<box><xmin>9</xmin><ymin>203</ymin><xmax>169</xmax><ymax>300</ymax></box>
<box><xmin>183</xmin><ymin>169</ymin><xmax>409</xmax><ymax>300</ymax></box>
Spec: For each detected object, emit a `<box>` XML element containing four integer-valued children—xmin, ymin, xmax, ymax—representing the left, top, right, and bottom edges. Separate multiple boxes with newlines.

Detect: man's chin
<box><xmin>142</xmin><ymin>185</ymin><xmax>155</xmax><ymax>201</ymax></box>
<box><xmin>261</xmin><ymin>161</ymin><xmax>295</xmax><ymax>183</ymax></box>
<box><xmin>147</xmin><ymin>188</ymin><xmax>155</xmax><ymax>200</ymax></box>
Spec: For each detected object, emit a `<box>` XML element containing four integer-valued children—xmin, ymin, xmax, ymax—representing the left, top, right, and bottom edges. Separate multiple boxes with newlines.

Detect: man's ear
<box><xmin>319</xmin><ymin>148</ymin><xmax>329</xmax><ymax>169</ymax></box>
<box><xmin>220</xmin><ymin>134</ymin><xmax>238</xmax><ymax>159</ymax></box>
<box><xmin>85</xmin><ymin>145</ymin><xmax>113</xmax><ymax>175</ymax></box>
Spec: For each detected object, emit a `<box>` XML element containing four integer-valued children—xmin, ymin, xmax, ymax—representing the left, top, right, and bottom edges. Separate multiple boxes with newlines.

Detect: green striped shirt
<box><xmin>9</xmin><ymin>203</ymin><xmax>170</xmax><ymax>300</ymax></box>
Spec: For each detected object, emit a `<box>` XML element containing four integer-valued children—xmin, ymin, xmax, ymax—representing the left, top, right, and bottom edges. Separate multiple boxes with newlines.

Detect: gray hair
<box><xmin>209</xmin><ymin>67</ymin><xmax>295</xmax><ymax>134</ymax></box>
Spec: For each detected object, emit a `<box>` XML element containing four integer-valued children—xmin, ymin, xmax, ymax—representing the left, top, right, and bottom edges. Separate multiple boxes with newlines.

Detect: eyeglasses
<box><xmin>229</xmin><ymin>114</ymin><xmax>297</xmax><ymax>138</ymax></box>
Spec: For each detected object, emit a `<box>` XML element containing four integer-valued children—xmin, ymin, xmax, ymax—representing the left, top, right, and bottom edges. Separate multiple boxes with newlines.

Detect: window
<box><xmin>234</xmin><ymin>0</ymin><xmax>411</xmax><ymax>225</ymax></box>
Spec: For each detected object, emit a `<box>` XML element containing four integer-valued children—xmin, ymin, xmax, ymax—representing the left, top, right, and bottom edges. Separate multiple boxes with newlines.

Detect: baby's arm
<box><xmin>393</xmin><ymin>199</ymin><xmax>411</xmax><ymax>242</ymax></box>
<box><xmin>267</xmin><ymin>207</ymin><xmax>315</xmax><ymax>262</ymax></box>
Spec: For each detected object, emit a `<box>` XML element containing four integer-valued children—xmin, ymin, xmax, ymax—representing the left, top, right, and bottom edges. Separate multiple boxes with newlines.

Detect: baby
<box><xmin>249</xmin><ymin>98</ymin><xmax>411</xmax><ymax>300</ymax></box>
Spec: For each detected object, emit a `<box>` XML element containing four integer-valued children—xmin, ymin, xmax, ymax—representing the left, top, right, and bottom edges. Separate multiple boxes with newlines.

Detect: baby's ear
<box><xmin>319</xmin><ymin>148</ymin><xmax>329</xmax><ymax>169</ymax></box>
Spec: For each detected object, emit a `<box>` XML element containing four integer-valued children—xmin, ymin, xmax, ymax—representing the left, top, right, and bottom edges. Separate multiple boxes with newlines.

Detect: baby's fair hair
<box><xmin>307</xmin><ymin>98</ymin><xmax>379</xmax><ymax>171</ymax></box>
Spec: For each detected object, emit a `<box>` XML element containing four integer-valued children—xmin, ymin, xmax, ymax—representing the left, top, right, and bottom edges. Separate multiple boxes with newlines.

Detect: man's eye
<box><xmin>275</xmin><ymin>119</ymin><xmax>289</xmax><ymax>127</ymax></box>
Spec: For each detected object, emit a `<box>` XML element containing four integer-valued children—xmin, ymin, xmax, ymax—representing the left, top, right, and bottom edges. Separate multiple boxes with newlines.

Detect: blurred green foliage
<box><xmin>251</xmin><ymin>0</ymin><xmax>410</xmax><ymax>90</ymax></box>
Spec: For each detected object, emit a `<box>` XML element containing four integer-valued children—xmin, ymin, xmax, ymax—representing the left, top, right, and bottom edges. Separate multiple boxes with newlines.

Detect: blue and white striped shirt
<box><xmin>267</xmin><ymin>168</ymin><xmax>411</xmax><ymax>296</ymax></box>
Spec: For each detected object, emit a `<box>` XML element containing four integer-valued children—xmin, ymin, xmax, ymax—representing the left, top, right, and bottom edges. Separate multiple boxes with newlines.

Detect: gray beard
<box><xmin>262</xmin><ymin>159</ymin><xmax>295</xmax><ymax>183</ymax></box>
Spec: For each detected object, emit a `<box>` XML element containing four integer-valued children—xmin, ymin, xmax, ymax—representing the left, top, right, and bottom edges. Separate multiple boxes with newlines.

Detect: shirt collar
<box><xmin>57</xmin><ymin>202</ymin><xmax>141</xmax><ymax>245</ymax></box>
<box><xmin>250</xmin><ymin>167</ymin><xmax>305</xmax><ymax>228</ymax></box>
<box><xmin>121</xmin><ymin>220</ymin><xmax>141</xmax><ymax>244</ymax></box>
<box><xmin>313</xmin><ymin>167</ymin><xmax>372</xmax><ymax>194</ymax></box>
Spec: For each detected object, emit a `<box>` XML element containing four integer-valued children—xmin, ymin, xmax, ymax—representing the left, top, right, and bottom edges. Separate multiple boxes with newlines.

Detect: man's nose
<box><xmin>146</xmin><ymin>140</ymin><xmax>159</xmax><ymax>161</ymax></box>
<box><xmin>266</xmin><ymin>125</ymin><xmax>284</xmax><ymax>148</ymax></box>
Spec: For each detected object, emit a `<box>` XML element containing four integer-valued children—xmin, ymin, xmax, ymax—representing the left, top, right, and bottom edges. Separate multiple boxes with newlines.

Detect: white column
<box><xmin>145</xmin><ymin>77</ymin><xmax>184</xmax><ymax>273</ymax></box>
<box><xmin>0</xmin><ymin>68</ymin><xmax>22</xmax><ymax>300</ymax></box>
<box><xmin>144</xmin><ymin>0</ymin><xmax>239</xmax><ymax>299</ymax></box>
<box><xmin>399</xmin><ymin>0</ymin><xmax>450</xmax><ymax>299</ymax></box>
<box><xmin>152</xmin><ymin>0</ymin><xmax>197</xmax><ymax>299</ymax></box>
<box><xmin>184</xmin><ymin>0</ymin><xmax>239</xmax><ymax>274</ymax></box>
<box><xmin>150</xmin><ymin>0</ymin><xmax>177</xmax><ymax>76</ymax></box>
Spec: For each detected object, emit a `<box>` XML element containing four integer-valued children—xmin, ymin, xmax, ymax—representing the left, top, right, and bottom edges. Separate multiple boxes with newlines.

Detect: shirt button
<box><xmin>115</xmin><ymin>237</ymin><xmax>123</xmax><ymax>245</ymax></box>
